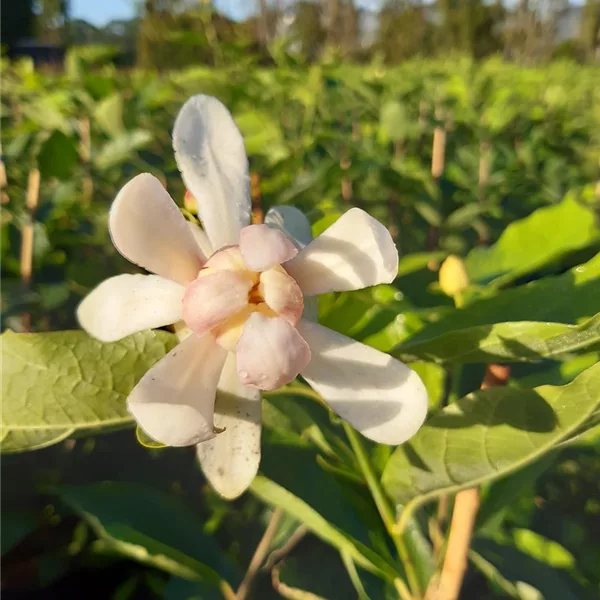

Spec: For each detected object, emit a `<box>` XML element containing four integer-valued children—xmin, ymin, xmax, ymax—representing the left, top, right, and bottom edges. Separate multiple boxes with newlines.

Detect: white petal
<box><xmin>173</xmin><ymin>95</ymin><xmax>251</xmax><ymax>251</ymax></box>
<box><xmin>236</xmin><ymin>313</ymin><xmax>311</xmax><ymax>390</ymax></box>
<box><xmin>285</xmin><ymin>208</ymin><xmax>399</xmax><ymax>296</ymax></box>
<box><xmin>77</xmin><ymin>274</ymin><xmax>184</xmax><ymax>342</ymax></box>
<box><xmin>265</xmin><ymin>205</ymin><xmax>313</xmax><ymax>249</ymax></box>
<box><xmin>188</xmin><ymin>221</ymin><xmax>214</xmax><ymax>257</ymax></box>
<box><xmin>297</xmin><ymin>320</ymin><xmax>427</xmax><ymax>445</ymax></box>
<box><xmin>109</xmin><ymin>174</ymin><xmax>206</xmax><ymax>284</ymax></box>
<box><xmin>128</xmin><ymin>333</ymin><xmax>227</xmax><ymax>447</ymax></box>
<box><xmin>196</xmin><ymin>353</ymin><xmax>261</xmax><ymax>499</ymax></box>
<box><xmin>239</xmin><ymin>225</ymin><xmax>298</xmax><ymax>272</ymax></box>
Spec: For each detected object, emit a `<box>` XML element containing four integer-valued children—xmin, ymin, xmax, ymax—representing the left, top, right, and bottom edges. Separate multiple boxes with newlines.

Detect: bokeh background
<box><xmin>1</xmin><ymin>1</ymin><xmax>600</xmax><ymax>599</ymax></box>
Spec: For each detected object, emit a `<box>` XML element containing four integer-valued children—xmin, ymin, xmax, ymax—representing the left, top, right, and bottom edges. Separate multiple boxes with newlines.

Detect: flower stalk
<box><xmin>344</xmin><ymin>423</ymin><xmax>423</xmax><ymax>599</ymax></box>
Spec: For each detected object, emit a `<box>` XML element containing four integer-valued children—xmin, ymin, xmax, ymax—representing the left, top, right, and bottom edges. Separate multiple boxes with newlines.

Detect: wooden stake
<box><xmin>1</xmin><ymin>160</ymin><xmax>9</xmax><ymax>205</ymax></box>
<box><xmin>431</xmin><ymin>125</ymin><xmax>446</xmax><ymax>180</ymax></box>
<box><xmin>250</xmin><ymin>172</ymin><xmax>264</xmax><ymax>224</ymax></box>
<box><xmin>20</xmin><ymin>169</ymin><xmax>41</xmax><ymax>332</ymax></box>
<box><xmin>431</xmin><ymin>364</ymin><xmax>511</xmax><ymax>600</ymax></box>
<box><xmin>79</xmin><ymin>118</ymin><xmax>93</xmax><ymax>207</ymax></box>
<box><xmin>428</xmin><ymin>107</ymin><xmax>446</xmax><ymax>252</ymax></box>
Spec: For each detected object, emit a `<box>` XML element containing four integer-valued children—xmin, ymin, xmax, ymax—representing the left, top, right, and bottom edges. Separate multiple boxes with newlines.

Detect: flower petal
<box><xmin>265</xmin><ymin>205</ymin><xmax>313</xmax><ymax>249</ymax></box>
<box><xmin>285</xmin><ymin>208</ymin><xmax>399</xmax><ymax>296</ymax></box>
<box><xmin>188</xmin><ymin>221</ymin><xmax>214</xmax><ymax>258</ymax></box>
<box><xmin>239</xmin><ymin>224</ymin><xmax>298</xmax><ymax>272</ymax></box>
<box><xmin>109</xmin><ymin>174</ymin><xmax>206</xmax><ymax>284</ymax></box>
<box><xmin>297</xmin><ymin>320</ymin><xmax>427</xmax><ymax>445</ymax></box>
<box><xmin>259</xmin><ymin>268</ymin><xmax>304</xmax><ymax>325</ymax></box>
<box><xmin>77</xmin><ymin>274</ymin><xmax>184</xmax><ymax>342</ymax></box>
<box><xmin>196</xmin><ymin>353</ymin><xmax>261</xmax><ymax>499</ymax></box>
<box><xmin>182</xmin><ymin>270</ymin><xmax>252</xmax><ymax>338</ymax></box>
<box><xmin>173</xmin><ymin>95</ymin><xmax>251</xmax><ymax>251</ymax></box>
<box><xmin>236</xmin><ymin>313</ymin><xmax>311</xmax><ymax>390</ymax></box>
<box><xmin>128</xmin><ymin>333</ymin><xmax>227</xmax><ymax>447</ymax></box>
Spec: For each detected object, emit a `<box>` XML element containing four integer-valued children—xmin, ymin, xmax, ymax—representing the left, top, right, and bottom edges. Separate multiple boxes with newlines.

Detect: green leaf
<box><xmin>57</xmin><ymin>482</ymin><xmax>239</xmax><ymax>587</ymax></box>
<box><xmin>477</xmin><ymin>453</ymin><xmax>557</xmax><ymax>532</ymax></box>
<box><xmin>469</xmin><ymin>550</ymin><xmax>541</xmax><ymax>600</ymax></box>
<box><xmin>250</xmin><ymin>474</ymin><xmax>396</xmax><ymax>581</ymax></box>
<box><xmin>379</xmin><ymin>101</ymin><xmax>410</xmax><ymax>142</ymax></box>
<box><xmin>465</xmin><ymin>192</ymin><xmax>599</xmax><ymax>286</ymax></box>
<box><xmin>94</xmin><ymin>92</ymin><xmax>125</xmax><ymax>137</ymax></box>
<box><xmin>1</xmin><ymin>512</ymin><xmax>39</xmax><ymax>555</ymax></box>
<box><xmin>382</xmin><ymin>362</ymin><xmax>600</xmax><ymax>505</ymax></box>
<box><xmin>1</xmin><ymin>330</ymin><xmax>176</xmax><ymax>453</ymax></box>
<box><xmin>37</xmin><ymin>131</ymin><xmax>79</xmax><ymax>180</ymax></box>
<box><xmin>94</xmin><ymin>130</ymin><xmax>153</xmax><ymax>170</ymax></box>
<box><xmin>509</xmin><ymin>529</ymin><xmax>576</xmax><ymax>570</ymax></box>
<box><xmin>396</xmin><ymin>313</ymin><xmax>600</xmax><ymax>365</ymax></box>
<box><xmin>251</xmin><ymin>441</ymin><xmax>398</xmax><ymax>581</ymax></box>
<box><xmin>408</xmin><ymin>252</ymin><xmax>600</xmax><ymax>345</ymax></box>
<box><xmin>136</xmin><ymin>425</ymin><xmax>167</xmax><ymax>449</ymax></box>
<box><xmin>397</xmin><ymin>252</ymin><xmax>446</xmax><ymax>277</ymax></box>
<box><xmin>235</xmin><ymin>110</ymin><xmax>288</xmax><ymax>163</ymax></box>
<box><xmin>472</xmin><ymin>539</ymin><xmax>593</xmax><ymax>600</ymax></box>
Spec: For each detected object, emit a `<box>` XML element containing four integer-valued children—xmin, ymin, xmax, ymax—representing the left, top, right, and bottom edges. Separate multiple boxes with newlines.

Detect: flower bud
<box><xmin>184</xmin><ymin>190</ymin><xmax>198</xmax><ymax>214</ymax></box>
<box><xmin>439</xmin><ymin>255</ymin><xmax>469</xmax><ymax>298</ymax></box>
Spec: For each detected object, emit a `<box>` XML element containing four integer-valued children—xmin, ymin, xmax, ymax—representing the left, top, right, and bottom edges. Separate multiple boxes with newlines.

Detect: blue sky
<box><xmin>71</xmin><ymin>0</ymin><xmax>382</xmax><ymax>26</ymax></box>
<box><xmin>71</xmin><ymin>0</ymin><xmax>581</xmax><ymax>26</ymax></box>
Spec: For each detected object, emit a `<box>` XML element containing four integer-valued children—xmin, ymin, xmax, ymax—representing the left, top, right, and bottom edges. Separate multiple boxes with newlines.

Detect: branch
<box><xmin>236</xmin><ymin>507</ymin><xmax>283</xmax><ymax>600</ymax></box>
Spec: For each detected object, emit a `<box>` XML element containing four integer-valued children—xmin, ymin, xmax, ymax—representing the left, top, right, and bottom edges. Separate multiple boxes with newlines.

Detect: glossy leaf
<box><xmin>382</xmin><ymin>362</ymin><xmax>600</xmax><ymax>505</ymax></box>
<box><xmin>396</xmin><ymin>313</ymin><xmax>600</xmax><ymax>365</ymax></box>
<box><xmin>465</xmin><ymin>192</ymin><xmax>599</xmax><ymax>286</ymax></box>
<box><xmin>408</xmin><ymin>252</ymin><xmax>600</xmax><ymax>345</ymax></box>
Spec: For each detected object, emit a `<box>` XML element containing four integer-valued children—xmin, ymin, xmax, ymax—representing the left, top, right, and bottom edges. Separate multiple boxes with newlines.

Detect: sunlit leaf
<box><xmin>465</xmin><ymin>191</ymin><xmax>599</xmax><ymax>286</ymax></box>
<box><xmin>1</xmin><ymin>330</ymin><xmax>176</xmax><ymax>453</ymax></box>
<box><xmin>382</xmin><ymin>363</ymin><xmax>600</xmax><ymax>504</ymax></box>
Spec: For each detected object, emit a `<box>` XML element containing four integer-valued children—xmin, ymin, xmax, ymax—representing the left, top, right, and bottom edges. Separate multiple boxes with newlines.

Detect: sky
<box><xmin>70</xmin><ymin>0</ymin><xmax>582</xmax><ymax>26</ymax></box>
<box><xmin>70</xmin><ymin>0</ymin><xmax>382</xmax><ymax>26</ymax></box>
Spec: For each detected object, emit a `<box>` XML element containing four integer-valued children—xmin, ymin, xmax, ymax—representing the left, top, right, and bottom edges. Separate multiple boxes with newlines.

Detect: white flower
<box><xmin>77</xmin><ymin>95</ymin><xmax>428</xmax><ymax>499</ymax></box>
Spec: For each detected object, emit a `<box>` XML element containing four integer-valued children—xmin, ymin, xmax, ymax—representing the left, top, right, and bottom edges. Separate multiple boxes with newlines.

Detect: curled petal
<box><xmin>128</xmin><ymin>333</ymin><xmax>227</xmax><ymax>447</ymax></box>
<box><xmin>265</xmin><ymin>205</ymin><xmax>313</xmax><ymax>249</ymax></box>
<box><xmin>204</xmin><ymin>245</ymin><xmax>253</xmax><ymax>275</ymax></box>
<box><xmin>77</xmin><ymin>274</ymin><xmax>184</xmax><ymax>342</ymax></box>
<box><xmin>182</xmin><ymin>270</ymin><xmax>252</xmax><ymax>338</ymax></box>
<box><xmin>259</xmin><ymin>267</ymin><xmax>304</xmax><ymax>325</ymax></box>
<box><xmin>239</xmin><ymin>224</ymin><xmax>298</xmax><ymax>272</ymax></box>
<box><xmin>109</xmin><ymin>174</ymin><xmax>205</xmax><ymax>284</ymax></box>
<box><xmin>236</xmin><ymin>313</ymin><xmax>311</xmax><ymax>390</ymax></box>
<box><xmin>173</xmin><ymin>95</ymin><xmax>251</xmax><ymax>251</ymax></box>
<box><xmin>285</xmin><ymin>208</ymin><xmax>399</xmax><ymax>296</ymax></box>
<box><xmin>196</xmin><ymin>353</ymin><xmax>261</xmax><ymax>499</ymax></box>
<box><xmin>297</xmin><ymin>320</ymin><xmax>428</xmax><ymax>445</ymax></box>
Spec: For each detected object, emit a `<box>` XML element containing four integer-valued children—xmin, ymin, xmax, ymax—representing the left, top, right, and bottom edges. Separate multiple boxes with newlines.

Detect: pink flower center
<box><xmin>181</xmin><ymin>245</ymin><xmax>304</xmax><ymax>352</ymax></box>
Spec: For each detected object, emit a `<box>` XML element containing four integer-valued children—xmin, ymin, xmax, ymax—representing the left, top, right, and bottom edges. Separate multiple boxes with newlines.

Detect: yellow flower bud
<box><xmin>184</xmin><ymin>190</ymin><xmax>198</xmax><ymax>214</ymax></box>
<box><xmin>439</xmin><ymin>255</ymin><xmax>470</xmax><ymax>298</ymax></box>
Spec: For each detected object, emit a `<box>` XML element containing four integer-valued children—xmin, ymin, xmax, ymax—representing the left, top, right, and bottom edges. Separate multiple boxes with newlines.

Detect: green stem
<box><xmin>343</xmin><ymin>423</ymin><xmax>422</xmax><ymax>599</ymax></box>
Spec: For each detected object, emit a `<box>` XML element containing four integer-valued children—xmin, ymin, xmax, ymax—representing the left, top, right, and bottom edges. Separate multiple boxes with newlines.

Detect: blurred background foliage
<box><xmin>1</xmin><ymin>1</ymin><xmax>600</xmax><ymax>599</ymax></box>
